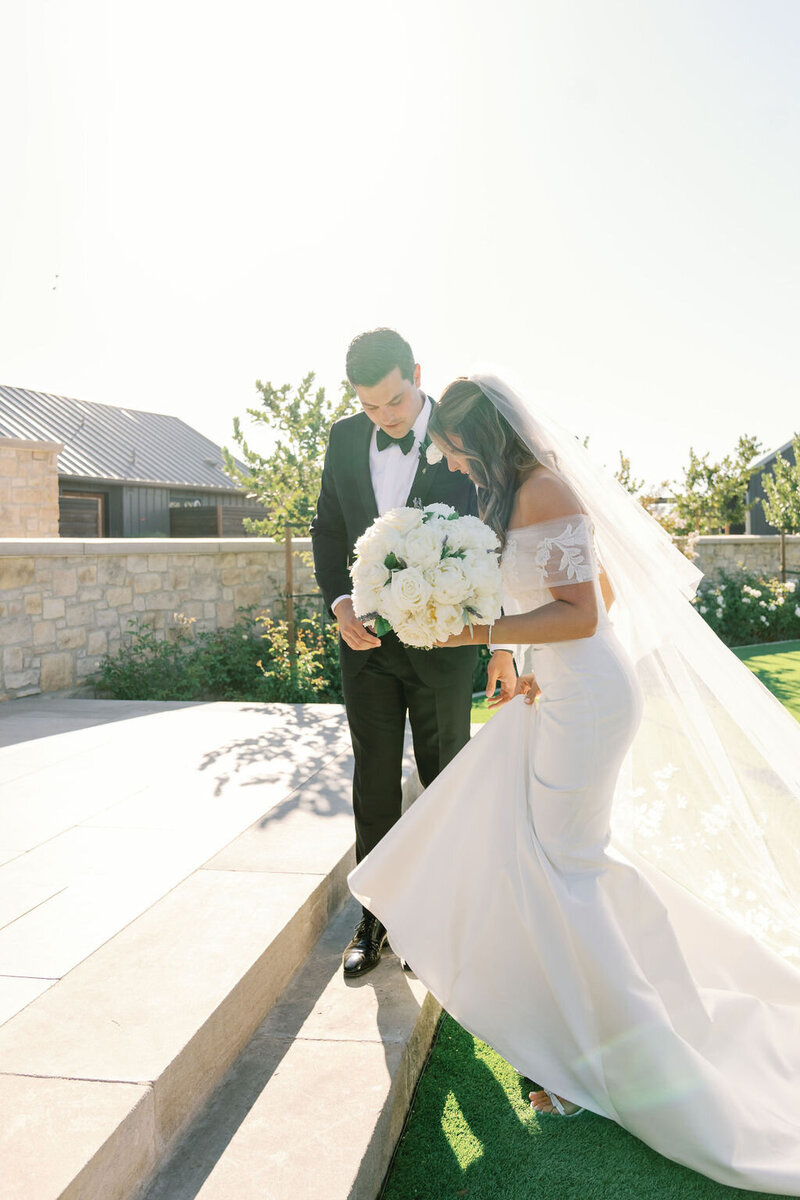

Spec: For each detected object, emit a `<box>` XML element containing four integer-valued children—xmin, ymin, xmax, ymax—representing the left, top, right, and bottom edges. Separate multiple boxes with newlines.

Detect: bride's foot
<box><xmin>529</xmin><ymin>1089</ymin><xmax>583</xmax><ymax>1117</ymax></box>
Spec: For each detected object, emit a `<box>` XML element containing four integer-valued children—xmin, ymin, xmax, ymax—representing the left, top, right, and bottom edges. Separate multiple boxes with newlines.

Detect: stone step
<box><xmin>0</xmin><ymin>709</ymin><xmax>360</xmax><ymax>1200</ymax></box>
<box><xmin>0</xmin><ymin>700</ymin><xmax>457</xmax><ymax>1200</ymax></box>
<box><xmin>139</xmin><ymin>899</ymin><xmax>441</xmax><ymax>1200</ymax></box>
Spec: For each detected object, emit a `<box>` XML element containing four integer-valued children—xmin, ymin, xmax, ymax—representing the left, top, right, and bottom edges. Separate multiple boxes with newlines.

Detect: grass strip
<box><xmin>382</xmin><ymin>1016</ymin><xmax>782</xmax><ymax>1200</ymax></box>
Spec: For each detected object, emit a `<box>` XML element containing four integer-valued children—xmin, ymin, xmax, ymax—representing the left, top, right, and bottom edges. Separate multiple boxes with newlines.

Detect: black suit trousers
<box><xmin>342</xmin><ymin>631</ymin><xmax>473</xmax><ymax>864</ymax></box>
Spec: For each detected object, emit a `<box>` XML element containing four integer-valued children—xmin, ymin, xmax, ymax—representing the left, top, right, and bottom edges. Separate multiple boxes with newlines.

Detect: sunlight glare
<box><xmin>441</xmin><ymin>1091</ymin><xmax>484</xmax><ymax>1171</ymax></box>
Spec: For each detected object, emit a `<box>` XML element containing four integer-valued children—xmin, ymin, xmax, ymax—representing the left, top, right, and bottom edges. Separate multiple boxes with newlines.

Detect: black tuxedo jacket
<box><xmin>310</xmin><ymin>401</ymin><xmax>479</xmax><ymax>685</ymax></box>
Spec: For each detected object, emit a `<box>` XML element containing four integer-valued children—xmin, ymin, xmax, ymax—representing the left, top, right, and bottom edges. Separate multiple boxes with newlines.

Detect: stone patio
<box><xmin>0</xmin><ymin>697</ymin><xmax>440</xmax><ymax>1200</ymax></box>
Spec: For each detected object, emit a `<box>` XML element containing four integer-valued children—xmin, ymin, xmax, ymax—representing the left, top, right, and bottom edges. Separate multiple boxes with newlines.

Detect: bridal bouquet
<box><xmin>350</xmin><ymin>503</ymin><xmax>503</xmax><ymax>649</ymax></box>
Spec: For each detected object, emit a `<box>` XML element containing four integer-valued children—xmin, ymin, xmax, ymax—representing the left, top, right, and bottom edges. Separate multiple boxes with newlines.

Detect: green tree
<box><xmin>672</xmin><ymin>435</ymin><xmax>762</xmax><ymax>535</ymax></box>
<box><xmin>223</xmin><ymin>373</ymin><xmax>357</xmax><ymax>538</ymax></box>
<box><xmin>714</xmin><ymin>434</ymin><xmax>764</xmax><ymax>534</ymax></box>
<box><xmin>614</xmin><ymin>451</ymin><xmax>644</xmax><ymax>496</ymax></box>
<box><xmin>759</xmin><ymin>434</ymin><xmax>800</xmax><ymax>582</ymax></box>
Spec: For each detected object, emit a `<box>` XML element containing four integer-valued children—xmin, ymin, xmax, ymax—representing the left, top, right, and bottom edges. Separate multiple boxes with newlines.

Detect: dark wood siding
<box><xmin>169</xmin><ymin>505</ymin><xmax>268</xmax><ymax>537</ymax></box>
<box><xmin>59</xmin><ymin>493</ymin><xmax>105</xmax><ymax>537</ymax></box>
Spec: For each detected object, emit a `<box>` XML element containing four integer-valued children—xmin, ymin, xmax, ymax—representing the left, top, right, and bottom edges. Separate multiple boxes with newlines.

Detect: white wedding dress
<box><xmin>349</xmin><ymin>514</ymin><xmax>800</xmax><ymax>1195</ymax></box>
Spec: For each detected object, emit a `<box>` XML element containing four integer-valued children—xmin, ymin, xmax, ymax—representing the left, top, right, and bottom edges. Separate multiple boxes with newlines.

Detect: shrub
<box><xmin>257</xmin><ymin>615</ymin><xmax>343</xmax><ymax>703</ymax></box>
<box><xmin>692</xmin><ymin>569</ymin><xmax>800</xmax><ymax>646</ymax></box>
<box><xmin>94</xmin><ymin>620</ymin><xmax>206</xmax><ymax>701</ymax></box>
<box><xmin>95</xmin><ymin>610</ymin><xmax>343</xmax><ymax>703</ymax></box>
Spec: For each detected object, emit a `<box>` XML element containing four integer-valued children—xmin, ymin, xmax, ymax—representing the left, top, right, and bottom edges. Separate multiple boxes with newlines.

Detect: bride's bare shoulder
<box><xmin>511</xmin><ymin>466</ymin><xmax>584</xmax><ymax>527</ymax></box>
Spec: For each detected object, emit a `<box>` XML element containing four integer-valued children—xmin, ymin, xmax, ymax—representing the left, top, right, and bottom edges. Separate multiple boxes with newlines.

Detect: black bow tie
<box><xmin>376</xmin><ymin>427</ymin><xmax>416</xmax><ymax>454</ymax></box>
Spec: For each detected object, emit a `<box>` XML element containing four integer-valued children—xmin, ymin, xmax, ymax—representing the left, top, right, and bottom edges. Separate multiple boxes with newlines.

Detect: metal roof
<box><xmin>750</xmin><ymin>436</ymin><xmax>797</xmax><ymax>470</ymax></box>
<box><xmin>0</xmin><ymin>385</ymin><xmax>247</xmax><ymax>491</ymax></box>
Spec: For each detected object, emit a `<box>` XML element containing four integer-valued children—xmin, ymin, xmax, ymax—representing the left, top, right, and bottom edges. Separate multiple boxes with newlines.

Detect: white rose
<box><xmin>351</xmin><ymin>557</ymin><xmax>390</xmax><ymax>594</ymax></box>
<box><xmin>354</xmin><ymin>524</ymin><xmax>401</xmax><ymax>566</ymax></box>
<box><xmin>351</xmin><ymin>558</ymin><xmax>391</xmax><ymax>618</ymax></box>
<box><xmin>467</xmin><ymin>587</ymin><xmax>503</xmax><ymax>623</ymax></box>
<box><xmin>382</xmin><ymin>506</ymin><xmax>425</xmax><ymax>535</ymax></box>
<box><xmin>395</xmin><ymin>608</ymin><xmax>439</xmax><ymax>649</ymax></box>
<box><xmin>434</xmin><ymin>603</ymin><xmax>467</xmax><ymax>638</ymax></box>
<box><xmin>462</xmin><ymin>551</ymin><xmax>501</xmax><ymax>594</ymax></box>
<box><xmin>375</xmin><ymin>587</ymin><xmax>405</xmax><ymax>628</ymax></box>
<box><xmin>403</xmin><ymin>522</ymin><xmax>445</xmax><ymax>570</ymax></box>
<box><xmin>390</xmin><ymin>566</ymin><xmax>432</xmax><ymax>612</ymax></box>
<box><xmin>447</xmin><ymin>514</ymin><xmax>500</xmax><ymax>554</ymax></box>
<box><xmin>423</xmin><ymin>501</ymin><xmax>453</xmax><ymax>518</ymax></box>
<box><xmin>426</xmin><ymin>443</ymin><xmax>444</xmax><ymax>465</ymax></box>
<box><xmin>428</xmin><ymin>559</ymin><xmax>471</xmax><ymax>605</ymax></box>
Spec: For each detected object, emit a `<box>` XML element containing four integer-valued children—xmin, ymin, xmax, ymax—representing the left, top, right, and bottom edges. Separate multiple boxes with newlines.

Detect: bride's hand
<box><xmin>514</xmin><ymin>673</ymin><xmax>541</xmax><ymax>705</ymax></box>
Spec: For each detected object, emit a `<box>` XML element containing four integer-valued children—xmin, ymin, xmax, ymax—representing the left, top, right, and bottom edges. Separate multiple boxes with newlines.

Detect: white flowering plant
<box><xmin>691</xmin><ymin>569</ymin><xmax>800</xmax><ymax>646</ymax></box>
<box><xmin>350</xmin><ymin>503</ymin><xmax>503</xmax><ymax>649</ymax></box>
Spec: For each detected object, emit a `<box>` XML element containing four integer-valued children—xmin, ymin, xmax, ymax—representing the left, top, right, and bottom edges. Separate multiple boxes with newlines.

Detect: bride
<box><xmin>348</xmin><ymin>375</ymin><xmax>800</xmax><ymax>1195</ymax></box>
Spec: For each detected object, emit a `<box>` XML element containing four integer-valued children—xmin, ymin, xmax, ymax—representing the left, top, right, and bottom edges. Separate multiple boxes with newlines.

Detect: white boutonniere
<box><xmin>424</xmin><ymin>437</ymin><xmax>443</xmax><ymax>465</ymax></box>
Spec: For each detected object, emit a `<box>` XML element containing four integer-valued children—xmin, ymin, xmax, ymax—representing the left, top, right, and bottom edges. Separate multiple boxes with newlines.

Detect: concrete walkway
<box><xmin>0</xmin><ymin>697</ymin><xmax>435</xmax><ymax>1200</ymax></box>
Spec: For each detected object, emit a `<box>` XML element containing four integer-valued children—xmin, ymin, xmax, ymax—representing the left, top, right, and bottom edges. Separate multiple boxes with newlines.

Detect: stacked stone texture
<box><xmin>0</xmin><ymin>540</ymin><xmax>317</xmax><ymax>700</ymax></box>
<box><xmin>0</xmin><ymin>438</ymin><xmax>62</xmax><ymax>538</ymax></box>
<box><xmin>692</xmin><ymin>535</ymin><xmax>800</xmax><ymax>580</ymax></box>
<box><xmin>3</xmin><ymin>533</ymin><xmax>796</xmax><ymax>702</ymax></box>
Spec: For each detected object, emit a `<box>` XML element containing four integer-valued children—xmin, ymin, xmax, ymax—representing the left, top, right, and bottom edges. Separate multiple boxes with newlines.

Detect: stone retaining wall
<box><xmin>0</xmin><ymin>538</ymin><xmax>319</xmax><ymax>700</ymax></box>
<box><xmin>694</xmin><ymin>535</ymin><xmax>800</xmax><ymax>580</ymax></box>
<box><xmin>4</xmin><ymin>533</ymin><xmax>799</xmax><ymax>702</ymax></box>
<box><xmin>0</xmin><ymin>437</ymin><xmax>62</xmax><ymax>538</ymax></box>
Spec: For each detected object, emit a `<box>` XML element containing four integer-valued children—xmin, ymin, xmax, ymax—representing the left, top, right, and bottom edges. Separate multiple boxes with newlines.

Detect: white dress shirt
<box><xmin>331</xmin><ymin>396</ymin><xmax>430</xmax><ymax>615</ymax></box>
<box><xmin>370</xmin><ymin>395</ymin><xmax>431</xmax><ymax>516</ymax></box>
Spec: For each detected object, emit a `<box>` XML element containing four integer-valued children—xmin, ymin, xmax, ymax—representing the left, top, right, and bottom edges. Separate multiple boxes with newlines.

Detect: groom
<box><xmin>311</xmin><ymin>328</ymin><xmax>513</xmax><ymax>976</ymax></box>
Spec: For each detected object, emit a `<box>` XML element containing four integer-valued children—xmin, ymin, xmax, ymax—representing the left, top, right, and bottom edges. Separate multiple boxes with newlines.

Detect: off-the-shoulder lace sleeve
<box><xmin>508</xmin><ymin>513</ymin><xmax>598</xmax><ymax>589</ymax></box>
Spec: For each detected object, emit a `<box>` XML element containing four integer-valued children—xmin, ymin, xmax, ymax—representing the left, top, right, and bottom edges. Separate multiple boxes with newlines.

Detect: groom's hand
<box><xmin>486</xmin><ymin>650</ymin><xmax>517</xmax><ymax>709</ymax></box>
<box><xmin>334</xmin><ymin>598</ymin><xmax>382</xmax><ymax>651</ymax></box>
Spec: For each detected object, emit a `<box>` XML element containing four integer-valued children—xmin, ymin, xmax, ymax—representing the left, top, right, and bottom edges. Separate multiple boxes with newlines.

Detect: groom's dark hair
<box><xmin>346</xmin><ymin>328</ymin><xmax>416</xmax><ymax>387</ymax></box>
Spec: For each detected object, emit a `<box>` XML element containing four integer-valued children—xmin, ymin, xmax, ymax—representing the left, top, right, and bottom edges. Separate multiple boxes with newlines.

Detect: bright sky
<box><xmin>1</xmin><ymin>0</ymin><xmax>798</xmax><ymax>487</ymax></box>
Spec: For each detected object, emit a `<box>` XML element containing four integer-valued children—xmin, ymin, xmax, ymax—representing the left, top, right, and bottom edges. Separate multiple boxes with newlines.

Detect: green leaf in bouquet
<box><xmin>374</xmin><ymin>616</ymin><xmax>393</xmax><ymax>637</ymax></box>
<box><xmin>384</xmin><ymin>552</ymin><xmax>406</xmax><ymax>571</ymax></box>
<box><xmin>441</xmin><ymin>537</ymin><xmax>465</xmax><ymax>560</ymax></box>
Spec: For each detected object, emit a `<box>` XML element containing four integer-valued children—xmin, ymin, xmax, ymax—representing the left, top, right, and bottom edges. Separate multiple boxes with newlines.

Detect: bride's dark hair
<box><xmin>430</xmin><ymin>379</ymin><xmax>539</xmax><ymax>547</ymax></box>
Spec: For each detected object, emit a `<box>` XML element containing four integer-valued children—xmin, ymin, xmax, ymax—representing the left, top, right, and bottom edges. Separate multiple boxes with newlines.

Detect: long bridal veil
<box><xmin>472</xmin><ymin>373</ymin><xmax>800</xmax><ymax>963</ymax></box>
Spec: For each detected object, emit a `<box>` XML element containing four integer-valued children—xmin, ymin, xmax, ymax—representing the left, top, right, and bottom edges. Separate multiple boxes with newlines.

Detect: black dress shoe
<box><xmin>342</xmin><ymin>913</ymin><xmax>387</xmax><ymax>976</ymax></box>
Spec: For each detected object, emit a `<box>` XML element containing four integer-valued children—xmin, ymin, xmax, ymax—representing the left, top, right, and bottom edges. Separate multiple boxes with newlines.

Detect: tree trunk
<box><xmin>780</xmin><ymin>529</ymin><xmax>786</xmax><ymax>584</ymax></box>
<box><xmin>284</xmin><ymin>524</ymin><xmax>296</xmax><ymax>678</ymax></box>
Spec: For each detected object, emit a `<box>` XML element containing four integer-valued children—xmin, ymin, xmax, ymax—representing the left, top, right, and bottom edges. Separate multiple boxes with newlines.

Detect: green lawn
<box><xmin>469</xmin><ymin>695</ymin><xmax>493</xmax><ymax>724</ymax></box>
<box><xmin>733</xmin><ymin>639</ymin><xmax>800</xmax><ymax>720</ymax></box>
<box><xmin>388</xmin><ymin>644</ymin><xmax>800</xmax><ymax>1200</ymax></box>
